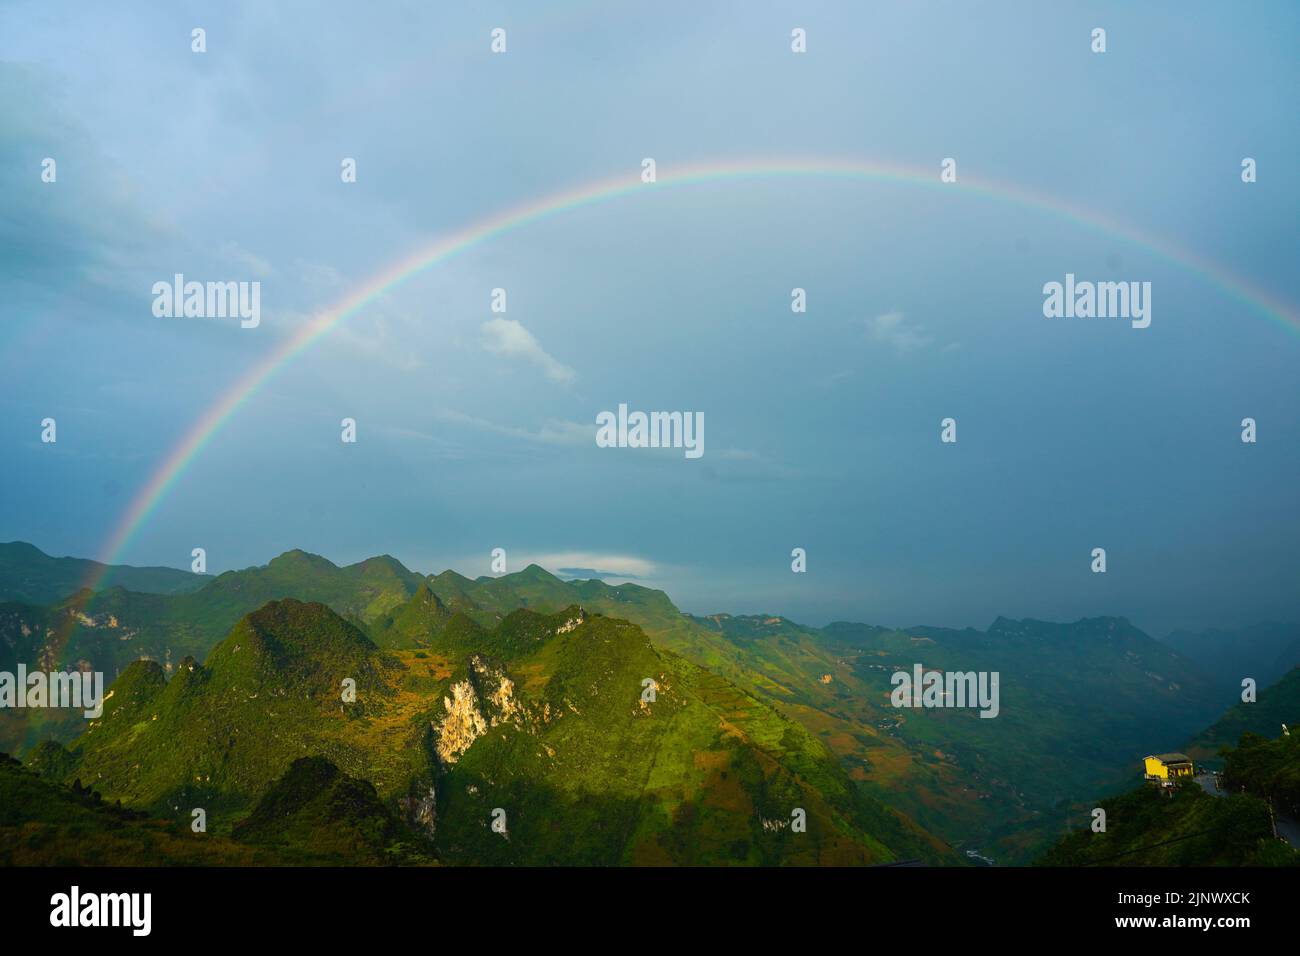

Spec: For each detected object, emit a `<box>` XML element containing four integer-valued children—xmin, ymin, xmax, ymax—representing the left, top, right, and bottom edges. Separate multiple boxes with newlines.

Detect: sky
<box><xmin>1</xmin><ymin>2</ymin><xmax>1297</xmax><ymax>637</ymax></box>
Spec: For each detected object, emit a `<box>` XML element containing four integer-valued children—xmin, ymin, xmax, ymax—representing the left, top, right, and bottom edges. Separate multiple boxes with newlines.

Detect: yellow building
<box><xmin>1144</xmin><ymin>753</ymin><xmax>1194</xmax><ymax>781</ymax></box>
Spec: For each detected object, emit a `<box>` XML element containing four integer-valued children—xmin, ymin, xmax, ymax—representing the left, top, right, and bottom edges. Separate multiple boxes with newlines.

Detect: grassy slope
<box><xmin>0</xmin><ymin>753</ymin><xmax>277</xmax><ymax>865</ymax></box>
<box><xmin>48</xmin><ymin>600</ymin><xmax>427</xmax><ymax>826</ymax></box>
<box><xmin>828</xmin><ymin>617</ymin><xmax>1226</xmax><ymax>860</ymax></box>
<box><xmin>431</xmin><ymin>611</ymin><xmax>947</xmax><ymax>865</ymax></box>
<box><xmin>1034</xmin><ymin>781</ymin><xmax>1290</xmax><ymax>866</ymax></box>
<box><xmin>233</xmin><ymin>755</ymin><xmax>434</xmax><ymax>864</ymax></box>
<box><xmin>412</xmin><ymin>569</ymin><xmax>1226</xmax><ymax>863</ymax></box>
<box><xmin>26</xmin><ymin>598</ymin><xmax>953</xmax><ymax>865</ymax></box>
<box><xmin>0</xmin><ymin>751</ymin><xmax>430</xmax><ymax>866</ymax></box>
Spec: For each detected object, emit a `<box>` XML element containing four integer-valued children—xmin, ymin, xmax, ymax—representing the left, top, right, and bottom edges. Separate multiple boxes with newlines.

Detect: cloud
<box><xmin>218</xmin><ymin>241</ymin><xmax>273</xmax><ymax>278</ymax></box>
<box><xmin>868</xmin><ymin>312</ymin><xmax>933</xmax><ymax>352</ymax></box>
<box><xmin>267</xmin><ymin>261</ymin><xmax>430</xmax><ymax>371</ymax></box>
<box><xmin>0</xmin><ymin>63</ymin><xmax>174</xmax><ymax>302</ymax></box>
<box><xmin>433</xmin><ymin>409</ymin><xmax>592</xmax><ymax>447</ymax></box>
<box><xmin>481</xmin><ymin>318</ymin><xmax>575</xmax><ymax>384</ymax></box>
<box><xmin>522</xmin><ymin>552</ymin><xmax>658</xmax><ymax>580</ymax></box>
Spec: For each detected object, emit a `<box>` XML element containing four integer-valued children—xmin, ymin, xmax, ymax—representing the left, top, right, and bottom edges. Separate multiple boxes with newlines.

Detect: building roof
<box><xmin>1149</xmin><ymin>753</ymin><xmax>1192</xmax><ymax>764</ymax></box>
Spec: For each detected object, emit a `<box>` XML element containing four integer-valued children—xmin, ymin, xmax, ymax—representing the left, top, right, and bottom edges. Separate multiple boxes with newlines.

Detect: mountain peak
<box><xmin>0</xmin><ymin>540</ymin><xmax>45</xmax><ymax>557</ymax></box>
<box><xmin>512</xmin><ymin>563</ymin><xmax>561</xmax><ymax>583</ymax></box>
<box><xmin>267</xmin><ymin>549</ymin><xmax>339</xmax><ymax>572</ymax></box>
<box><xmin>245</xmin><ymin>595</ymin><xmax>356</xmax><ymax>628</ymax></box>
<box><xmin>480</xmin><ymin>564</ymin><xmax>561</xmax><ymax>587</ymax></box>
<box><xmin>351</xmin><ymin>554</ymin><xmax>415</xmax><ymax>576</ymax></box>
<box><xmin>233</xmin><ymin>598</ymin><xmax>376</xmax><ymax>662</ymax></box>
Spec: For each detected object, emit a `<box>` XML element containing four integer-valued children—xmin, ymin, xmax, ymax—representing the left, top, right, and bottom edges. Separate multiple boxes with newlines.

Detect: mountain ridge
<box><xmin>21</xmin><ymin>595</ymin><xmax>954</xmax><ymax>865</ymax></box>
<box><xmin>1</xmin><ymin>540</ymin><xmax>1280</xmax><ymax>864</ymax></box>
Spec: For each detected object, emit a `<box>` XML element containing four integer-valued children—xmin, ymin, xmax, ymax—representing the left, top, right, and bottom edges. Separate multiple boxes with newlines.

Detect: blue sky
<box><xmin>1</xmin><ymin>2</ymin><xmax>1297</xmax><ymax>636</ymax></box>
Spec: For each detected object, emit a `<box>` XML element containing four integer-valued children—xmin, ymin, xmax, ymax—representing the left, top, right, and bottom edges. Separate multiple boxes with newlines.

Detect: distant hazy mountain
<box><xmin>1162</xmin><ymin>622</ymin><xmax>1300</xmax><ymax>695</ymax></box>
<box><xmin>0</xmin><ymin>540</ymin><xmax>208</xmax><ymax>604</ymax></box>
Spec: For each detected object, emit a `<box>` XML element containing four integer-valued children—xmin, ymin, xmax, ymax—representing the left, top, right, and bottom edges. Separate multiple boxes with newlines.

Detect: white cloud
<box><xmin>433</xmin><ymin>409</ymin><xmax>591</xmax><ymax>446</ymax></box>
<box><xmin>269</xmin><ymin>261</ymin><xmax>429</xmax><ymax>371</ymax></box>
<box><xmin>868</xmin><ymin>311</ymin><xmax>933</xmax><ymax>352</ymax></box>
<box><xmin>520</xmin><ymin>552</ymin><xmax>658</xmax><ymax>580</ymax></box>
<box><xmin>273</xmin><ymin>299</ymin><xmax>424</xmax><ymax>372</ymax></box>
<box><xmin>294</xmin><ymin>259</ymin><xmax>346</xmax><ymax>293</ymax></box>
<box><xmin>218</xmin><ymin>240</ymin><xmax>273</xmax><ymax>278</ymax></box>
<box><xmin>481</xmin><ymin>318</ymin><xmax>575</xmax><ymax>384</ymax></box>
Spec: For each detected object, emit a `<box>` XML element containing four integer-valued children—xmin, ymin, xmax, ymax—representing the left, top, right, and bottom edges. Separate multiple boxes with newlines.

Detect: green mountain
<box><xmin>1</xmin><ymin>544</ymin><xmax>1263</xmax><ymax>866</ymax></box>
<box><xmin>192</xmin><ymin>549</ymin><xmax>426</xmax><ymax>628</ymax></box>
<box><xmin>233</xmin><ymin>756</ymin><xmax>433</xmax><ymax>864</ymax></box>
<box><xmin>0</xmin><ymin>549</ymin><xmax>427</xmax><ymax>752</ymax></box>
<box><xmin>0</xmin><ymin>540</ymin><xmax>208</xmax><ymax>604</ymax></box>
<box><xmin>371</xmin><ymin>582</ymin><xmax>456</xmax><ymax>648</ymax></box>
<box><xmin>1189</xmin><ymin>667</ymin><xmax>1300</xmax><ymax>764</ymax></box>
<box><xmin>0</xmin><ymin>750</ymin><xmax>428</xmax><ymax>866</ymax></box>
<box><xmin>372</xmin><ymin>567</ymin><xmax>1226</xmax><ymax>863</ymax></box>
<box><xmin>0</xmin><ymin>548</ymin><xmax>425</xmax><ymax>679</ymax></box>
<box><xmin>1223</xmin><ymin>730</ymin><xmax>1300</xmax><ymax>820</ymax></box>
<box><xmin>1037</xmin><ymin>728</ymin><xmax>1300</xmax><ymax>867</ymax></box>
<box><xmin>26</xmin><ymin>597</ymin><xmax>952</xmax><ymax>866</ymax></box>
<box><xmin>1038</xmin><ymin>683</ymin><xmax>1300</xmax><ymax>869</ymax></box>
<box><xmin>1033</xmin><ymin>778</ymin><xmax>1291</xmax><ymax>866</ymax></box>
<box><xmin>681</xmin><ymin>613</ymin><xmax>1225</xmax><ymax>863</ymax></box>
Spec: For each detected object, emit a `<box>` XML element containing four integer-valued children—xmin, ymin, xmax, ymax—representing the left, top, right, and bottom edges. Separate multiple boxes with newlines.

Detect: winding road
<box><xmin>1196</xmin><ymin>772</ymin><xmax>1300</xmax><ymax>849</ymax></box>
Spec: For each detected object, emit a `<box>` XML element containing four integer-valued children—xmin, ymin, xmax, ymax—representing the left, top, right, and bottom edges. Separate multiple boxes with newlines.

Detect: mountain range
<box><xmin>1</xmin><ymin>541</ymin><xmax>1296</xmax><ymax>865</ymax></box>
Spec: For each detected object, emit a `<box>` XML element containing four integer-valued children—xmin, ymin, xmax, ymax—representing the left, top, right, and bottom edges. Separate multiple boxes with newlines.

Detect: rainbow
<box><xmin>84</xmin><ymin>156</ymin><xmax>1300</xmax><ymax>593</ymax></box>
